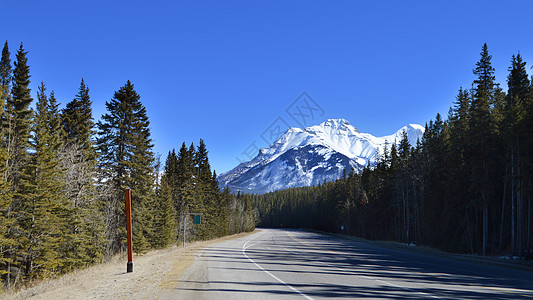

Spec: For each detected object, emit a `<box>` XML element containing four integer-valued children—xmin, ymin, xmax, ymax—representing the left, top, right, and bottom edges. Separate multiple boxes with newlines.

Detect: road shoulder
<box><xmin>2</xmin><ymin>230</ymin><xmax>258</xmax><ymax>300</ymax></box>
<box><xmin>302</xmin><ymin>228</ymin><xmax>533</xmax><ymax>272</ymax></box>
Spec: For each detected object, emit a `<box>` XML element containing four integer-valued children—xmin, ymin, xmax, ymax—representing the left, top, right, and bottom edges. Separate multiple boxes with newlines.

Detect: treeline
<box><xmin>0</xmin><ymin>41</ymin><xmax>253</xmax><ymax>288</ymax></box>
<box><xmin>157</xmin><ymin>143</ymin><xmax>255</xmax><ymax>249</ymax></box>
<box><xmin>253</xmin><ymin>44</ymin><xmax>533</xmax><ymax>258</ymax></box>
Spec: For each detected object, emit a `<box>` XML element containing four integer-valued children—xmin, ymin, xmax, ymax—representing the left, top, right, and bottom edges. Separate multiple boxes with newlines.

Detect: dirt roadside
<box><xmin>1</xmin><ymin>230</ymin><xmax>257</xmax><ymax>300</ymax></box>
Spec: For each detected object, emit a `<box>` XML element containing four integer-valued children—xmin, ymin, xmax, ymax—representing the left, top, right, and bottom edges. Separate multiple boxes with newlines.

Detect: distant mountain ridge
<box><xmin>219</xmin><ymin>118</ymin><xmax>424</xmax><ymax>194</ymax></box>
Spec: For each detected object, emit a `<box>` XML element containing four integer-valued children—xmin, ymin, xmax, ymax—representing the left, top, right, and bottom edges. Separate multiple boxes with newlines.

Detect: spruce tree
<box><xmin>504</xmin><ymin>53</ymin><xmax>531</xmax><ymax>257</ymax></box>
<box><xmin>129</xmin><ymin>92</ymin><xmax>155</xmax><ymax>252</ymax></box>
<box><xmin>196</xmin><ymin>139</ymin><xmax>216</xmax><ymax>239</ymax></box>
<box><xmin>164</xmin><ymin>149</ymin><xmax>178</xmax><ymax>200</ymax></box>
<box><xmin>4</xmin><ymin>43</ymin><xmax>34</xmax><ymax>286</ymax></box>
<box><xmin>58</xmin><ymin>78</ymin><xmax>104</xmax><ymax>265</ymax></box>
<box><xmin>96</xmin><ymin>80</ymin><xmax>154</xmax><ymax>254</ymax></box>
<box><xmin>152</xmin><ymin>176</ymin><xmax>177</xmax><ymax>248</ymax></box>
<box><xmin>176</xmin><ymin>142</ymin><xmax>200</xmax><ymax>244</ymax></box>
<box><xmin>23</xmin><ymin>83</ymin><xmax>69</xmax><ymax>279</ymax></box>
<box><xmin>470</xmin><ymin>44</ymin><xmax>497</xmax><ymax>256</ymax></box>
<box><xmin>0</xmin><ymin>41</ymin><xmax>10</xmax><ymax>115</ymax></box>
<box><xmin>196</xmin><ymin>139</ymin><xmax>212</xmax><ymax>182</ymax></box>
<box><xmin>0</xmin><ymin>41</ymin><xmax>15</xmax><ymax>287</ymax></box>
<box><xmin>7</xmin><ymin>43</ymin><xmax>33</xmax><ymax>191</ymax></box>
<box><xmin>62</xmin><ymin>78</ymin><xmax>95</xmax><ymax>156</ymax></box>
<box><xmin>447</xmin><ymin>88</ymin><xmax>473</xmax><ymax>252</ymax></box>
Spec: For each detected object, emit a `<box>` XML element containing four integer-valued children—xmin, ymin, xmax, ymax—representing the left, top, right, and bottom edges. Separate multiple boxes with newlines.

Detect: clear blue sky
<box><xmin>3</xmin><ymin>0</ymin><xmax>533</xmax><ymax>173</ymax></box>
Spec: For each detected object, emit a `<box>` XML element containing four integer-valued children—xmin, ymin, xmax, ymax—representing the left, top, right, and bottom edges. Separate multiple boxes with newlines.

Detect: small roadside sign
<box><xmin>193</xmin><ymin>215</ymin><xmax>202</xmax><ymax>224</ymax></box>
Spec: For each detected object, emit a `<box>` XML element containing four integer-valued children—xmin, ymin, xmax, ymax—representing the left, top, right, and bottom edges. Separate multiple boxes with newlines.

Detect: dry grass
<box><xmin>1</xmin><ymin>230</ymin><xmax>258</xmax><ymax>300</ymax></box>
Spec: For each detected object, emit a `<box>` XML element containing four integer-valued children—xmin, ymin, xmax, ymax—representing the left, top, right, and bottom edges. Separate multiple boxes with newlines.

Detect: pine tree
<box><xmin>23</xmin><ymin>83</ymin><xmax>69</xmax><ymax>279</ymax></box>
<box><xmin>176</xmin><ymin>142</ymin><xmax>200</xmax><ymax>244</ymax></box>
<box><xmin>0</xmin><ymin>41</ymin><xmax>15</xmax><ymax>287</ymax></box>
<box><xmin>448</xmin><ymin>88</ymin><xmax>474</xmax><ymax>252</ymax></box>
<box><xmin>0</xmin><ymin>41</ymin><xmax>10</xmax><ymax>116</ymax></box>
<box><xmin>6</xmin><ymin>43</ymin><xmax>33</xmax><ymax>191</ymax></box>
<box><xmin>58</xmin><ymin>78</ymin><xmax>104</xmax><ymax>266</ymax></box>
<box><xmin>164</xmin><ymin>149</ymin><xmax>178</xmax><ymax>200</ymax></box>
<box><xmin>449</xmin><ymin>88</ymin><xmax>471</xmax><ymax>163</ymax></box>
<box><xmin>152</xmin><ymin>151</ymin><xmax>181</xmax><ymax>247</ymax></box>
<box><xmin>96</xmin><ymin>80</ymin><xmax>154</xmax><ymax>254</ymax></box>
<box><xmin>129</xmin><ymin>91</ymin><xmax>155</xmax><ymax>252</ymax></box>
<box><xmin>4</xmin><ymin>43</ymin><xmax>34</xmax><ymax>286</ymax></box>
<box><xmin>152</xmin><ymin>176</ymin><xmax>177</xmax><ymax>248</ymax></box>
<box><xmin>62</xmin><ymin>78</ymin><xmax>95</xmax><ymax>156</ymax></box>
<box><xmin>196</xmin><ymin>139</ymin><xmax>216</xmax><ymax>239</ymax></box>
<box><xmin>196</xmin><ymin>139</ymin><xmax>211</xmax><ymax>183</ymax></box>
<box><xmin>470</xmin><ymin>44</ymin><xmax>497</xmax><ymax>256</ymax></box>
<box><xmin>504</xmin><ymin>53</ymin><xmax>531</xmax><ymax>257</ymax></box>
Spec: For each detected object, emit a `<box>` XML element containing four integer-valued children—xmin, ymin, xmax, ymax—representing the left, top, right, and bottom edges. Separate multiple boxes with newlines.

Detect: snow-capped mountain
<box><xmin>219</xmin><ymin>118</ymin><xmax>424</xmax><ymax>194</ymax></box>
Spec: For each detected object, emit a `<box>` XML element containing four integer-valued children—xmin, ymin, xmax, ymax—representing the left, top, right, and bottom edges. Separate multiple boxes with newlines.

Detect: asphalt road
<box><xmin>170</xmin><ymin>228</ymin><xmax>533</xmax><ymax>299</ymax></box>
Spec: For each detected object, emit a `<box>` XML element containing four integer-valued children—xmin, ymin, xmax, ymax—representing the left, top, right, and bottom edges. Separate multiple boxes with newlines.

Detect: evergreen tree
<box><xmin>0</xmin><ymin>41</ymin><xmax>10</xmax><ymax>115</ymax></box>
<box><xmin>129</xmin><ymin>90</ymin><xmax>155</xmax><ymax>252</ymax></box>
<box><xmin>251</xmin><ymin>45</ymin><xmax>531</xmax><ymax>258</ymax></box>
<box><xmin>504</xmin><ymin>53</ymin><xmax>531</xmax><ymax>256</ymax></box>
<box><xmin>0</xmin><ymin>41</ymin><xmax>15</xmax><ymax>287</ymax></box>
<box><xmin>4</xmin><ymin>43</ymin><xmax>34</xmax><ymax>286</ymax></box>
<box><xmin>447</xmin><ymin>88</ymin><xmax>474</xmax><ymax>252</ymax></box>
<box><xmin>449</xmin><ymin>88</ymin><xmax>471</xmax><ymax>163</ymax></box>
<box><xmin>58</xmin><ymin>78</ymin><xmax>104</xmax><ymax>266</ymax></box>
<box><xmin>196</xmin><ymin>139</ymin><xmax>211</xmax><ymax>182</ymax></box>
<box><xmin>62</xmin><ymin>78</ymin><xmax>95</xmax><ymax>157</ymax></box>
<box><xmin>196</xmin><ymin>139</ymin><xmax>216</xmax><ymax>239</ymax></box>
<box><xmin>152</xmin><ymin>176</ymin><xmax>177</xmax><ymax>248</ymax></box>
<box><xmin>470</xmin><ymin>44</ymin><xmax>497</xmax><ymax>256</ymax></box>
<box><xmin>22</xmin><ymin>83</ymin><xmax>69</xmax><ymax>279</ymax></box>
<box><xmin>164</xmin><ymin>149</ymin><xmax>178</xmax><ymax>200</ymax></box>
<box><xmin>96</xmin><ymin>80</ymin><xmax>154</xmax><ymax>254</ymax></box>
<box><xmin>176</xmin><ymin>142</ymin><xmax>201</xmax><ymax>244</ymax></box>
<box><xmin>6</xmin><ymin>43</ymin><xmax>33</xmax><ymax>191</ymax></box>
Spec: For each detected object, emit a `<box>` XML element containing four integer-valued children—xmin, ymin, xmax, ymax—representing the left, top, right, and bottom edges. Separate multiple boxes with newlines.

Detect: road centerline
<box><xmin>242</xmin><ymin>233</ymin><xmax>315</xmax><ymax>300</ymax></box>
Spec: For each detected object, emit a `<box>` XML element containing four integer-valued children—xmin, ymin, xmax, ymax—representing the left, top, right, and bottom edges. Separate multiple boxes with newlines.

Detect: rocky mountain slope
<box><xmin>219</xmin><ymin>119</ymin><xmax>424</xmax><ymax>194</ymax></box>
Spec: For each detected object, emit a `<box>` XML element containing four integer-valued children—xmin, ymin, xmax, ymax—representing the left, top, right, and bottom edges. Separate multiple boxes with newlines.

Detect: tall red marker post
<box><xmin>125</xmin><ymin>188</ymin><xmax>133</xmax><ymax>273</ymax></box>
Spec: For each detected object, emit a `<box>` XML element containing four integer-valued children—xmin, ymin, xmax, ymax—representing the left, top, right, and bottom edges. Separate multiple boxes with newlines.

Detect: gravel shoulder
<box><xmin>1</xmin><ymin>231</ymin><xmax>257</xmax><ymax>300</ymax></box>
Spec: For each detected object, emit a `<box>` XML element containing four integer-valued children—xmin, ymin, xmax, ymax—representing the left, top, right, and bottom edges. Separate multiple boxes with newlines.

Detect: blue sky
<box><xmin>4</xmin><ymin>1</ymin><xmax>533</xmax><ymax>173</ymax></box>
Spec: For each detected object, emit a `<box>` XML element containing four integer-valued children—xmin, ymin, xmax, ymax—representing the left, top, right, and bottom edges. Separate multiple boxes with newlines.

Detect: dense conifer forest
<box><xmin>253</xmin><ymin>44</ymin><xmax>533</xmax><ymax>259</ymax></box>
<box><xmin>0</xmin><ymin>41</ymin><xmax>254</xmax><ymax>288</ymax></box>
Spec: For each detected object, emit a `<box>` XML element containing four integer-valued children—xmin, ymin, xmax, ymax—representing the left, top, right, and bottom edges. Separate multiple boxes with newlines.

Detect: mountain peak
<box><xmin>323</xmin><ymin>118</ymin><xmax>350</xmax><ymax>127</ymax></box>
<box><xmin>219</xmin><ymin>118</ymin><xmax>424</xmax><ymax>194</ymax></box>
<box><xmin>306</xmin><ymin>118</ymin><xmax>360</xmax><ymax>135</ymax></box>
<box><xmin>319</xmin><ymin>118</ymin><xmax>358</xmax><ymax>131</ymax></box>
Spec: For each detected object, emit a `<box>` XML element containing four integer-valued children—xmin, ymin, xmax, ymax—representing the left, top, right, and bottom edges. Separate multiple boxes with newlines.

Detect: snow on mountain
<box><xmin>219</xmin><ymin>119</ymin><xmax>424</xmax><ymax>194</ymax></box>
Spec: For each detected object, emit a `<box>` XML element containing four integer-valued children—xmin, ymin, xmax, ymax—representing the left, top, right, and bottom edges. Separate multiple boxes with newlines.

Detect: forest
<box><xmin>253</xmin><ymin>44</ymin><xmax>533</xmax><ymax>259</ymax></box>
<box><xmin>0</xmin><ymin>41</ymin><xmax>254</xmax><ymax>288</ymax></box>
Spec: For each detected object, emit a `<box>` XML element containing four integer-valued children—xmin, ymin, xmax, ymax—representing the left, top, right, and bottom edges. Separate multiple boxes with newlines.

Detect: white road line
<box><xmin>280</xmin><ymin>230</ymin><xmax>444</xmax><ymax>300</ymax></box>
<box><xmin>242</xmin><ymin>233</ymin><xmax>314</xmax><ymax>300</ymax></box>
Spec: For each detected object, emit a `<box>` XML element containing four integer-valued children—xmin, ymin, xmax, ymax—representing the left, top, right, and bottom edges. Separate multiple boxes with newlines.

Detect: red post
<box><xmin>125</xmin><ymin>188</ymin><xmax>133</xmax><ymax>272</ymax></box>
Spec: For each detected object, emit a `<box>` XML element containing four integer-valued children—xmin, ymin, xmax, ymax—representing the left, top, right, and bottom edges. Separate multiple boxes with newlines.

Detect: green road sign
<box><xmin>193</xmin><ymin>215</ymin><xmax>202</xmax><ymax>224</ymax></box>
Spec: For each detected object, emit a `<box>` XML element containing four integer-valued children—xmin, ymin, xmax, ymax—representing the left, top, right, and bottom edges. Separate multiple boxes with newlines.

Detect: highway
<box><xmin>169</xmin><ymin>229</ymin><xmax>533</xmax><ymax>299</ymax></box>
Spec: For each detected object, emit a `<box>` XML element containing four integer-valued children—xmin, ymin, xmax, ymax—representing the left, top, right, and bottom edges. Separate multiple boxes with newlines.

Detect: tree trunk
<box><xmin>482</xmin><ymin>158</ymin><xmax>488</xmax><ymax>256</ymax></box>
<box><xmin>466</xmin><ymin>208</ymin><xmax>474</xmax><ymax>254</ymax></box>
<box><xmin>527</xmin><ymin>189</ymin><xmax>532</xmax><ymax>257</ymax></box>
<box><xmin>483</xmin><ymin>192</ymin><xmax>488</xmax><ymax>256</ymax></box>
<box><xmin>518</xmin><ymin>145</ymin><xmax>522</xmax><ymax>259</ymax></box>
<box><xmin>499</xmin><ymin>164</ymin><xmax>507</xmax><ymax>250</ymax></box>
<box><xmin>518</xmin><ymin>171</ymin><xmax>522</xmax><ymax>259</ymax></box>
<box><xmin>511</xmin><ymin>150</ymin><xmax>516</xmax><ymax>255</ymax></box>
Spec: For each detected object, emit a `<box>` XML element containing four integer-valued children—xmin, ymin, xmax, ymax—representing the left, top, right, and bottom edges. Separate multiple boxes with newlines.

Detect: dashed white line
<box><xmin>242</xmin><ymin>234</ymin><xmax>314</xmax><ymax>300</ymax></box>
